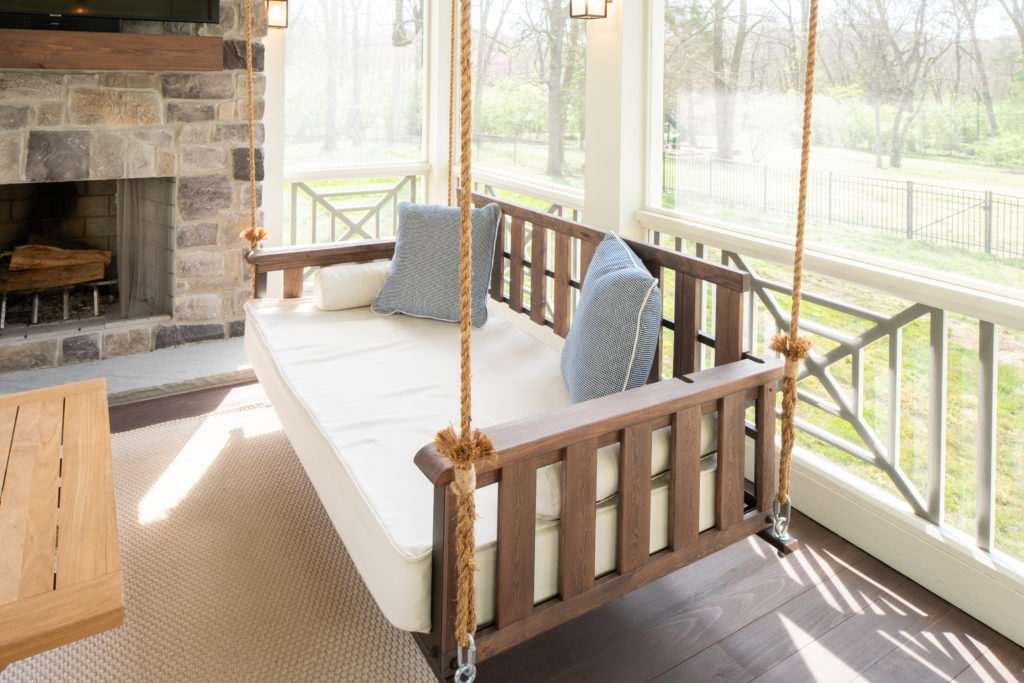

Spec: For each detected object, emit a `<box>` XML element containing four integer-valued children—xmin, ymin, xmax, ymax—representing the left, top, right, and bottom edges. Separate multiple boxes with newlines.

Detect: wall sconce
<box><xmin>266</xmin><ymin>0</ymin><xmax>288</xmax><ymax>28</ymax></box>
<box><xmin>570</xmin><ymin>0</ymin><xmax>607</xmax><ymax>19</ymax></box>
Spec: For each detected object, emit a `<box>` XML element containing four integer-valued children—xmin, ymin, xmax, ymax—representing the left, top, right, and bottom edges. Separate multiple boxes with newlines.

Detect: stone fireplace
<box><xmin>0</xmin><ymin>0</ymin><xmax>266</xmax><ymax>372</ymax></box>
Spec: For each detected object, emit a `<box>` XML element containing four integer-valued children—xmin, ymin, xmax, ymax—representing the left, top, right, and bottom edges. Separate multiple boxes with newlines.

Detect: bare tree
<box><xmin>955</xmin><ymin>0</ymin><xmax>999</xmax><ymax>135</ymax></box>
<box><xmin>838</xmin><ymin>0</ymin><xmax>949</xmax><ymax>168</ymax></box>
<box><xmin>474</xmin><ymin>0</ymin><xmax>515</xmax><ymax>139</ymax></box>
<box><xmin>998</xmin><ymin>0</ymin><xmax>1024</xmax><ymax>59</ymax></box>
<box><xmin>711</xmin><ymin>0</ymin><xmax>761</xmax><ymax>159</ymax></box>
<box><xmin>768</xmin><ymin>0</ymin><xmax>810</xmax><ymax>92</ymax></box>
<box><xmin>318</xmin><ymin>0</ymin><xmax>339</xmax><ymax>152</ymax></box>
<box><xmin>517</xmin><ymin>0</ymin><xmax>569</xmax><ymax>177</ymax></box>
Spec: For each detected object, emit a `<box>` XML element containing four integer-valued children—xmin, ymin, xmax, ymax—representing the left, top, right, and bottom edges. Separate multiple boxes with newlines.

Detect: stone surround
<box><xmin>0</xmin><ymin>0</ymin><xmax>266</xmax><ymax>372</ymax></box>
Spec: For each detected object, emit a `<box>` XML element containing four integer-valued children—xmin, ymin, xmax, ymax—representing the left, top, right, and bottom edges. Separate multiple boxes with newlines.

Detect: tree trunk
<box><xmin>712</xmin><ymin>0</ymin><xmax>730</xmax><ymax>158</ymax></box>
<box><xmin>545</xmin><ymin>0</ymin><xmax>564</xmax><ymax>177</ymax></box>
<box><xmin>967</xmin><ymin>17</ymin><xmax>999</xmax><ymax>136</ymax></box>
<box><xmin>349</xmin><ymin>0</ymin><xmax>363</xmax><ymax>148</ymax></box>
<box><xmin>874</xmin><ymin>99</ymin><xmax>883</xmax><ymax>168</ymax></box>
<box><xmin>322</xmin><ymin>0</ymin><xmax>338</xmax><ymax>152</ymax></box>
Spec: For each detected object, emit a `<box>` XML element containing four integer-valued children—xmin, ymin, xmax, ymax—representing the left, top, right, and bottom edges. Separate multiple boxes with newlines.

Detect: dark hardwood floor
<box><xmin>109</xmin><ymin>383</ymin><xmax>1024</xmax><ymax>683</ymax></box>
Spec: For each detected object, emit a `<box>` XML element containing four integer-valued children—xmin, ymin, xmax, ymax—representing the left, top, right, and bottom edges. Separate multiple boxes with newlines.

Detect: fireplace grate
<box><xmin>0</xmin><ymin>279</ymin><xmax>118</xmax><ymax>329</ymax></box>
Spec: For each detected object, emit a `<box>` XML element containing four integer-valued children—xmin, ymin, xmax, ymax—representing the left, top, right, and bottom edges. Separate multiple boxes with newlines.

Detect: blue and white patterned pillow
<box><xmin>560</xmin><ymin>232</ymin><xmax>662</xmax><ymax>403</ymax></box>
<box><xmin>371</xmin><ymin>202</ymin><xmax>501</xmax><ymax>328</ymax></box>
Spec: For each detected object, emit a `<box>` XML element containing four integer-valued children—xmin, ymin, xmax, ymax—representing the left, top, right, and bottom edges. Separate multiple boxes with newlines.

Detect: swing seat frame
<box><xmin>247</xmin><ymin>194</ymin><xmax>791</xmax><ymax>680</ymax></box>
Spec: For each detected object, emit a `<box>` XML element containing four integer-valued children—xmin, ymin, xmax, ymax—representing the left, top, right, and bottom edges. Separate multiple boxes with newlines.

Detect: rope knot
<box><xmin>240</xmin><ymin>226</ymin><xmax>269</xmax><ymax>250</ymax></box>
<box><xmin>770</xmin><ymin>333</ymin><xmax>812</xmax><ymax>380</ymax></box>
<box><xmin>435</xmin><ymin>426</ymin><xmax>495</xmax><ymax>472</ymax></box>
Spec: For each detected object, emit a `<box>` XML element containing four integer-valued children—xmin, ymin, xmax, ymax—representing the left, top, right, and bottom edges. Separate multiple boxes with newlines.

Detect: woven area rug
<box><xmin>1</xmin><ymin>404</ymin><xmax>434</xmax><ymax>682</ymax></box>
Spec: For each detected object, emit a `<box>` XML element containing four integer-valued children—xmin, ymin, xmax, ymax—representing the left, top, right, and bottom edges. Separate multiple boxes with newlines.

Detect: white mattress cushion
<box><xmin>245</xmin><ymin>298</ymin><xmax>716</xmax><ymax>633</ymax></box>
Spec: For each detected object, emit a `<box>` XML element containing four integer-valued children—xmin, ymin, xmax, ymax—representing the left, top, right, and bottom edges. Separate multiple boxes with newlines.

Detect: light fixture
<box><xmin>266</xmin><ymin>0</ymin><xmax>288</xmax><ymax>28</ymax></box>
<box><xmin>570</xmin><ymin>0</ymin><xmax>607</xmax><ymax>19</ymax></box>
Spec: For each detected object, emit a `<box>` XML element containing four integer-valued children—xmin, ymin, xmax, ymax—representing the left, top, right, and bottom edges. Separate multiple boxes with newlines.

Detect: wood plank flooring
<box><xmin>109</xmin><ymin>382</ymin><xmax>1024</xmax><ymax>683</ymax></box>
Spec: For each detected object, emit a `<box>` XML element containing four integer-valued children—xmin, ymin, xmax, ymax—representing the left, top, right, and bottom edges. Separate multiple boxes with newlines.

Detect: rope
<box><xmin>432</xmin><ymin>0</ymin><xmax>495</xmax><ymax>652</ymax></box>
<box><xmin>446</xmin><ymin>0</ymin><xmax>457</xmax><ymax>206</ymax></box>
<box><xmin>768</xmin><ymin>0</ymin><xmax>818</xmax><ymax>506</ymax></box>
<box><xmin>239</xmin><ymin>0</ymin><xmax>269</xmax><ymax>298</ymax></box>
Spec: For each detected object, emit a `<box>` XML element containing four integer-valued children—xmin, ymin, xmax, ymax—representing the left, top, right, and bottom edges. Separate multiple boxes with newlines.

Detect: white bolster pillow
<box><xmin>313</xmin><ymin>261</ymin><xmax>392</xmax><ymax>311</ymax></box>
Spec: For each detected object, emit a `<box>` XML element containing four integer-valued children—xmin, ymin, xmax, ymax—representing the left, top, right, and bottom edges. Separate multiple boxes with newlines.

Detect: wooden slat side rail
<box><xmin>559</xmin><ymin>439</ymin><xmax>597</xmax><ymax>599</ymax></box>
<box><xmin>646</xmin><ymin>262</ymin><xmax>665</xmax><ymax>384</ymax></box>
<box><xmin>715</xmin><ymin>393</ymin><xmax>746</xmax><ymax>531</ymax></box>
<box><xmin>553</xmin><ymin>233</ymin><xmax>572</xmax><ymax>337</ymax></box>
<box><xmin>675</xmin><ymin>275</ymin><xmax>702</xmax><ymax>377</ymax></box>
<box><xmin>415</xmin><ymin>358</ymin><xmax>784</xmax><ymax>487</ymax></box>
<box><xmin>0</xmin><ymin>399</ymin><xmax>63</xmax><ymax>605</ymax></box>
<box><xmin>509</xmin><ymin>217</ymin><xmax>526</xmax><ymax>313</ymax></box>
<box><xmin>529</xmin><ymin>227</ymin><xmax>548</xmax><ymax>326</ymax></box>
<box><xmin>669</xmin><ymin>408</ymin><xmax>702</xmax><ymax>549</ymax></box>
<box><xmin>756</xmin><ymin>382</ymin><xmax>778</xmax><ymax>513</ymax></box>
<box><xmin>490</xmin><ymin>214</ymin><xmax>506</xmax><ymax>302</ymax></box>
<box><xmin>247</xmin><ymin>239</ymin><xmax>396</xmax><ymax>273</ymax></box>
<box><xmin>617</xmin><ymin>423</ymin><xmax>653</xmax><ymax>574</ymax></box>
<box><xmin>56</xmin><ymin>391</ymin><xmax>119</xmax><ymax>588</ymax></box>
<box><xmin>433</xmin><ymin>487</ymin><xmax>460</xmax><ymax>668</ymax></box>
<box><xmin>715</xmin><ymin>286</ymin><xmax>744</xmax><ymax>365</ymax></box>
<box><xmin>496</xmin><ymin>461</ymin><xmax>537</xmax><ymax>628</ymax></box>
<box><xmin>580</xmin><ymin>241</ymin><xmax>596</xmax><ymax>283</ymax></box>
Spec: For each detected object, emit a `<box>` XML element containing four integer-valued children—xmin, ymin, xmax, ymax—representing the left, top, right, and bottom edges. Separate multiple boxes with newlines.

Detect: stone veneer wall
<box><xmin>0</xmin><ymin>0</ymin><xmax>266</xmax><ymax>370</ymax></box>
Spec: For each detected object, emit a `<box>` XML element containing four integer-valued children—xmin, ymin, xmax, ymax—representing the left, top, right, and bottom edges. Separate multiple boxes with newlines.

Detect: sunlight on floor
<box><xmin>137</xmin><ymin>408</ymin><xmax>278</xmax><ymax>524</ymax></box>
<box><xmin>777</xmin><ymin>613</ymin><xmax>860</xmax><ymax>679</ymax></box>
<box><xmin>878</xmin><ymin>630</ymin><xmax>954</xmax><ymax>678</ymax></box>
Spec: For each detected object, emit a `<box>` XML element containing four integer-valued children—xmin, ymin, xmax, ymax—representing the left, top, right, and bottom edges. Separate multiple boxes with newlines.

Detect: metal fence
<box><xmin>474</xmin><ymin>135</ymin><xmax>585</xmax><ymax>177</ymax></box>
<box><xmin>663</xmin><ymin>153</ymin><xmax>1024</xmax><ymax>258</ymax></box>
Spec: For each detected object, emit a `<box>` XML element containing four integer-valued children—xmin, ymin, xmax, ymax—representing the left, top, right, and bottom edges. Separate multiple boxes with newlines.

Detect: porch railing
<box><xmin>282</xmin><ymin>163</ymin><xmax>428</xmax><ymax>248</ymax></box>
<box><xmin>640</xmin><ymin>211</ymin><xmax>1024</xmax><ymax>566</ymax></box>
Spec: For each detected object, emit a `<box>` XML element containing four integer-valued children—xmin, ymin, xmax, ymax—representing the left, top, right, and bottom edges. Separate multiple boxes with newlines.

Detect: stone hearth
<box><xmin>0</xmin><ymin>0</ymin><xmax>266</xmax><ymax>372</ymax></box>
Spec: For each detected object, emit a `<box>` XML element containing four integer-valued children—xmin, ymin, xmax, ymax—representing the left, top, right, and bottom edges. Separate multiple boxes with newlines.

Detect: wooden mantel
<box><xmin>0</xmin><ymin>29</ymin><xmax>223</xmax><ymax>71</ymax></box>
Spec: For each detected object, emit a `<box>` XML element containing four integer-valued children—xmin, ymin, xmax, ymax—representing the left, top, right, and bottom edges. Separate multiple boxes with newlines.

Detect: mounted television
<box><xmin>0</xmin><ymin>1</ymin><xmax>220</xmax><ymax>32</ymax></box>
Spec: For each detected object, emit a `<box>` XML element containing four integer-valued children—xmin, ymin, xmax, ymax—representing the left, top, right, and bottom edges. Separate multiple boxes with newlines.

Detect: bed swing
<box><xmin>239</xmin><ymin>0</ymin><xmax>818</xmax><ymax>679</ymax></box>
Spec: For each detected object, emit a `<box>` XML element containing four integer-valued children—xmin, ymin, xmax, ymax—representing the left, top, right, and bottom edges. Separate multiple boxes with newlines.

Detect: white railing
<box><xmin>282</xmin><ymin>163</ymin><xmax>429</xmax><ymax>247</ymax></box>
<box><xmin>639</xmin><ymin>206</ymin><xmax>1024</xmax><ymax>646</ymax></box>
<box><xmin>472</xmin><ymin>166</ymin><xmax>584</xmax><ymax>221</ymax></box>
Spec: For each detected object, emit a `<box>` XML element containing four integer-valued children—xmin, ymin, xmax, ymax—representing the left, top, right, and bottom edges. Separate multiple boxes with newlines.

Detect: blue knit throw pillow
<box><xmin>372</xmin><ymin>202</ymin><xmax>501</xmax><ymax>328</ymax></box>
<box><xmin>560</xmin><ymin>232</ymin><xmax>663</xmax><ymax>403</ymax></box>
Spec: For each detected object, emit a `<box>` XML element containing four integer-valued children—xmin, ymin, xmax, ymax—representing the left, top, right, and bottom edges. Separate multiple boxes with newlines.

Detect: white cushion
<box><xmin>245</xmin><ymin>298</ymin><xmax>720</xmax><ymax>633</ymax></box>
<box><xmin>313</xmin><ymin>261</ymin><xmax>391</xmax><ymax>311</ymax></box>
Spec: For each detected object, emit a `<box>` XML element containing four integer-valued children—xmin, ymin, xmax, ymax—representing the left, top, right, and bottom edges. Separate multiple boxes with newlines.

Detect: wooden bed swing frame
<box><xmin>247</xmin><ymin>194</ymin><xmax>795</xmax><ymax>680</ymax></box>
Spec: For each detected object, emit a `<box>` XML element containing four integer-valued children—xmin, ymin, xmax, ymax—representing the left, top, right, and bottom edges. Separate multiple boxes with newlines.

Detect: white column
<box><xmin>425</xmin><ymin>0</ymin><xmax>454</xmax><ymax>204</ymax></box>
<box><xmin>263</xmin><ymin>25</ymin><xmax>286</xmax><ymax>293</ymax></box>
<box><xmin>583</xmin><ymin>0</ymin><xmax>650</xmax><ymax>238</ymax></box>
<box><xmin>264</xmin><ymin>27</ymin><xmax>286</xmax><ymax>247</ymax></box>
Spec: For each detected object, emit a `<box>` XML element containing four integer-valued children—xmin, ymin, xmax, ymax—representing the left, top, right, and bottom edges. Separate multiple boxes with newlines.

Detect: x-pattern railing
<box><xmin>716</xmin><ymin>248</ymin><xmax>1001</xmax><ymax>550</ymax></box>
<box><xmin>287</xmin><ymin>175</ymin><xmax>418</xmax><ymax>246</ymax></box>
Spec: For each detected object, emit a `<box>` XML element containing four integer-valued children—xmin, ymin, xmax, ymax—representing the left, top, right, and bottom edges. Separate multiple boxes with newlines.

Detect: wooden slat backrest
<box><xmin>472</xmin><ymin>193</ymin><xmax>751</xmax><ymax>377</ymax></box>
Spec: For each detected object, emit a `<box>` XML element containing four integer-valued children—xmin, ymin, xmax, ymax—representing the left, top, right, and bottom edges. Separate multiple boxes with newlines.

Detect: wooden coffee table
<box><xmin>0</xmin><ymin>378</ymin><xmax>123</xmax><ymax>671</ymax></box>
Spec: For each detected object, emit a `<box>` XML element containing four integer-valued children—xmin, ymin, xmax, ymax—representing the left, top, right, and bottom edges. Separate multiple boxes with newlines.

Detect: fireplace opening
<box><xmin>0</xmin><ymin>178</ymin><xmax>174</xmax><ymax>335</ymax></box>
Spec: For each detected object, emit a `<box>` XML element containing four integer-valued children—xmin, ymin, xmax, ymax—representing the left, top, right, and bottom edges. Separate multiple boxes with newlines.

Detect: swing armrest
<box><xmin>246</xmin><ymin>239</ymin><xmax>396</xmax><ymax>298</ymax></box>
<box><xmin>414</xmin><ymin>357</ymin><xmax>783</xmax><ymax>488</ymax></box>
<box><xmin>246</xmin><ymin>238</ymin><xmax>396</xmax><ymax>273</ymax></box>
